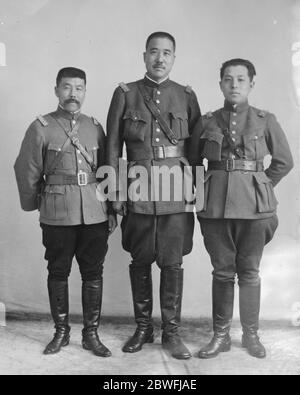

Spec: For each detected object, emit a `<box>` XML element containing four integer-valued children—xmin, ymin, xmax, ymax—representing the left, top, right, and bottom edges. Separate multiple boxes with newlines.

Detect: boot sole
<box><xmin>43</xmin><ymin>338</ymin><xmax>70</xmax><ymax>355</ymax></box>
<box><xmin>122</xmin><ymin>334</ymin><xmax>154</xmax><ymax>353</ymax></box>
<box><xmin>82</xmin><ymin>342</ymin><xmax>112</xmax><ymax>357</ymax></box>
<box><xmin>198</xmin><ymin>343</ymin><xmax>231</xmax><ymax>359</ymax></box>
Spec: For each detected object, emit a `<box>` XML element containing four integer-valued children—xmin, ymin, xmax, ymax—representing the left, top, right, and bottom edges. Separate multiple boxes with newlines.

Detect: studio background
<box><xmin>0</xmin><ymin>0</ymin><xmax>299</xmax><ymax>321</ymax></box>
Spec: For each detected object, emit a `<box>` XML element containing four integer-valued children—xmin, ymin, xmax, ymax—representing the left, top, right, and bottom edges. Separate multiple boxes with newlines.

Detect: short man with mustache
<box><xmin>107</xmin><ymin>32</ymin><xmax>201</xmax><ymax>359</ymax></box>
<box><xmin>14</xmin><ymin>67</ymin><xmax>117</xmax><ymax>357</ymax></box>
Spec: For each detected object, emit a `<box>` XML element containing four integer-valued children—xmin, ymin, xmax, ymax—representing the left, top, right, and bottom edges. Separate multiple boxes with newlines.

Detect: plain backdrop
<box><xmin>0</xmin><ymin>0</ymin><xmax>299</xmax><ymax>321</ymax></box>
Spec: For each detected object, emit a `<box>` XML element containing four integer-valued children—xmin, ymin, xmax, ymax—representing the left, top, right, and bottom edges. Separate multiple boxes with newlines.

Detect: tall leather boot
<box><xmin>81</xmin><ymin>279</ymin><xmax>111</xmax><ymax>357</ymax></box>
<box><xmin>160</xmin><ymin>267</ymin><xmax>191</xmax><ymax>360</ymax></box>
<box><xmin>198</xmin><ymin>279</ymin><xmax>234</xmax><ymax>359</ymax></box>
<box><xmin>43</xmin><ymin>279</ymin><xmax>70</xmax><ymax>355</ymax></box>
<box><xmin>240</xmin><ymin>283</ymin><xmax>266</xmax><ymax>358</ymax></box>
<box><xmin>122</xmin><ymin>265</ymin><xmax>154</xmax><ymax>353</ymax></box>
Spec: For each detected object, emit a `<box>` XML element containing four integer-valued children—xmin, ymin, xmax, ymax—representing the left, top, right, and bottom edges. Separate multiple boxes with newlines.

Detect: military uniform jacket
<box><xmin>106</xmin><ymin>76</ymin><xmax>201</xmax><ymax>215</ymax></box>
<box><xmin>190</xmin><ymin>101</ymin><xmax>293</xmax><ymax>219</ymax></box>
<box><xmin>14</xmin><ymin>107</ymin><xmax>108</xmax><ymax>225</ymax></box>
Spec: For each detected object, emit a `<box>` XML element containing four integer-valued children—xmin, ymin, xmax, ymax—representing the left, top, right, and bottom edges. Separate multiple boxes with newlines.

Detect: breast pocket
<box><xmin>244</xmin><ymin>133</ymin><xmax>269</xmax><ymax>159</ymax></box>
<box><xmin>123</xmin><ymin>110</ymin><xmax>147</xmax><ymax>142</ymax></box>
<box><xmin>200</xmin><ymin>131</ymin><xmax>224</xmax><ymax>161</ymax></box>
<box><xmin>46</xmin><ymin>143</ymin><xmax>74</xmax><ymax>171</ymax></box>
<box><xmin>41</xmin><ymin>185</ymin><xmax>67</xmax><ymax>220</ymax></box>
<box><xmin>85</xmin><ymin>143</ymin><xmax>100</xmax><ymax>168</ymax></box>
<box><xmin>253</xmin><ymin>172</ymin><xmax>278</xmax><ymax>213</ymax></box>
<box><xmin>170</xmin><ymin>111</ymin><xmax>189</xmax><ymax>140</ymax></box>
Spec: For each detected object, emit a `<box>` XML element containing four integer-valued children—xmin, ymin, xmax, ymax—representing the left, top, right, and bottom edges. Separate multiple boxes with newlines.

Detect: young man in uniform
<box><xmin>14</xmin><ymin>67</ymin><xmax>117</xmax><ymax>357</ymax></box>
<box><xmin>190</xmin><ymin>58</ymin><xmax>293</xmax><ymax>359</ymax></box>
<box><xmin>106</xmin><ymin>32</ymin><xmax>201</xmax><ymax>359</ymax></box>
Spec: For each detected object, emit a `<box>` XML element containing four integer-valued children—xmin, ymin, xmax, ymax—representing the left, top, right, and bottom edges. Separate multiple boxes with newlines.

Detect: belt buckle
<box><xmin>78</xmin><ymin>171</ymin><xmax>87</xmax><ymax>186</ymax></box>
<box><xmin>226</xmin><ymin>158</ymin><xmax>235</xmax><ymax>171</ymax></box>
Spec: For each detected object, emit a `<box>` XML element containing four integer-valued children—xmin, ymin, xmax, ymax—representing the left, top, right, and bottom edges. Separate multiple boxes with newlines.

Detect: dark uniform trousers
<box><xmin>41</xmin><ymin>222</ymin><xmax>109</xmax><ymax>281</ymax></box>
<box><xmin>199</xmin><ymin>216</ymin><xmax>278</xmax><ymax>286</ymax></box>
<box><xmin>121</xmin><ymin>212</ymin><xmax>194</xmax><ymax>269</ymax></box>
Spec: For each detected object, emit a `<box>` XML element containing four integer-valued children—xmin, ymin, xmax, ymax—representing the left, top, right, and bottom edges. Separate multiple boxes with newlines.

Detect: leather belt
<box><xmin>208</xmin><ymin>159</ymin><xmax>264</xmax><ymax>172</ymax></box>
<box><xmin>127</xmin><ymin>144</ymin><xmax>186</xmax><ymax>161</ymax></box>
<box><xmin>45</xmin><ymin>172</ymin><xmax>97</xmax><ymax>186</ymax></box>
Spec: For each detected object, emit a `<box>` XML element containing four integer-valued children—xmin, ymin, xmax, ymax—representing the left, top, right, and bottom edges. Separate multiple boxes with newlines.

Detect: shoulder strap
<box><xmin>36</xmin><ymin>115</ymin><xmax>48</xmax><ymax>126</ymax></box>
<box><xmin>137</xmin><ymin>82</ymin><xmax>178</xmax><ymax>145</ymax></box>
<box><xmin>214</xmin><ymin>111</ymin><xmax>244</xmax><ymax>159</ymax></box>
<box><xmin>185</xmin><ymin>85</ymin><xmax>192</xmax><ymax>94</ymax></box>
<box><xmin>119</xmin><ymin>82</ymin><xmax>130</xmax><ymax>92</ymax></box>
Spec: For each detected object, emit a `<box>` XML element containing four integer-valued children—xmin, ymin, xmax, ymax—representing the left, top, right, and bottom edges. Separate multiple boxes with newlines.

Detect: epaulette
<box><xmin>257</xmin><ymin>110</ymin><xmax>266</xmax><ymax>118</ymax></box>
<box><xmin>91</xmin><ymin>116</ymin><xmax>100</xmax><ymax>126</ymax></box>
<box><xmin>36</xmin><ymin>115</ymin><xmax>48</xmax><ymax>126</ymax></box>
<box><xmin>185</xmin><ymin>85</ymin><xmax>192</xmax><ymax>94</ymax></box>
<box><xmin>118</xmin><ymin>82</ymin><xmax>130</xmax><ymax>92</ymax></box>
<box><xmin>204</xmin><ymin>111</ymin><xmax>214</xmax><ymax>119</ymax></box>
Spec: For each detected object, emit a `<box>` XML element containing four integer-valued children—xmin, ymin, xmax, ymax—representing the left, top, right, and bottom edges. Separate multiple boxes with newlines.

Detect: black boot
<box><xmin>123</xmin><ymin>265</ymin><xmax>154</xmax><ymax>353</ymax></box>
<box><xmin>82</xmin><ymin>279</ymin><xmax>111</xmax><ymax>357</ymax></box>
<box><xmin>198</xmin><ymin>279</ymin><xmax>234</xmax><ymax>359</ymax></box>
<box><xmin>160</xmin><ymin>268</ymin><xmax>191</xmax><ymax>360</ymax></box>
<box><xmin>43</xmin><ymin>279</ymin><xmax>70</xmax><ymax>355</ymax></box>
<box><xmin>240</xmin><ymin>283</ymin><xmax>266</xmax><ymax>358</ymax></box>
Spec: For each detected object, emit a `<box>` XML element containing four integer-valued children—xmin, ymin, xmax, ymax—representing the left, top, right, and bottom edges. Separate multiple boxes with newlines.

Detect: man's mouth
<box><xmin>65</xmin><ymin>99</ymin><xmax>79</xmax><ymax>104</ymax></box>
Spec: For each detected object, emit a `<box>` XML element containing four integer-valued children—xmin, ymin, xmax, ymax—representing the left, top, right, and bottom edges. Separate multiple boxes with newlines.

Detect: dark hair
<box><xmin>220</xmin><ymin>58</ymin><xmax>256</xmax><ymax>81</ymax></box>
<box><xmin>146</xmin><ymin>31</ymin><xmax>176</xmax><ymax>51</ymax></box>
<box><xmin>56</xmin><ymin>67</ymin><xmax>86</xmax><ymax>86</ymax></box>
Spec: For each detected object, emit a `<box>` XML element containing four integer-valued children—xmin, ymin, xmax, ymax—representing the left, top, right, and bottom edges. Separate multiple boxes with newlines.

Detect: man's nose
<box><xmin>156</xmin><ymin>52</ymin><xmax>164</xmax><ymax>62</ymax></box>
<box><xmin>231</xmin><ymin>79</ymin><xmax>238</xmax><ymax>88</ymax></box>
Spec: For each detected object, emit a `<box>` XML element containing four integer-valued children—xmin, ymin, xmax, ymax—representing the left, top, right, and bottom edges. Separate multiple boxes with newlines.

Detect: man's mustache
<box><xmin>64</xmin><ymin>99</ymin><xmax>80</xmax><ymax>105</ymax></box>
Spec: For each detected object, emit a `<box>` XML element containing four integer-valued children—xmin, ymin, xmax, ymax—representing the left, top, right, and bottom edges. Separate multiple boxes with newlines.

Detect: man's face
<box><xmin>219</xmin><ymin>65</ymin><xmax>254</xmax><ymax>105</ymax></box>
<box><xmin>55</xmin><ymin>77</ymin><xmax>86</xmax><ymax>112</ymax></box>
<box><xmin>143</xmin><ymin>37</ymin><xmax>175</xmax><ymax>82</ymax></box>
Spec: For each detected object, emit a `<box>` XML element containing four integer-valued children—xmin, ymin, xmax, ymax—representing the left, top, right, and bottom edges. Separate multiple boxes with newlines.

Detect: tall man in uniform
<box><xmin>14</xmin><ymin>67</ymin><xmax>117</xmax><ymax>357</ymax></box>
<box><xmin>190</xmin><ymin>59</ymin><xmax>293</xmax><ymax>359</ymax></box>
<box><xmin>106</xmin><ymin>32</ymin><xmax>201</xmax><ymax>359</ymax></box>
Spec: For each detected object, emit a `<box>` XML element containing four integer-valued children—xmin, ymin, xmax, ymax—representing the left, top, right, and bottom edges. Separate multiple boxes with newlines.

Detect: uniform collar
<box><xmin>223</xmin><ymin>100</ymin><xmax>249</xmax><ymax>114</ymax></box>
<box><xmin>144</xmin><ymin>74</ymin><xmax>171</xmax><ymax>88</ymax></box>
<box><xmin>56</xmin><ymin>105</ymin><xmax>81</xmax><ymax>121</ymax></box>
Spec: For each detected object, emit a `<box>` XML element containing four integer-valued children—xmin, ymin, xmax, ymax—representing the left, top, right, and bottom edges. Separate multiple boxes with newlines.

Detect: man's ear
<box><xmin>250</xmin><ymin>79</ymin><xmax>255</xmax><ymax>89</ymax></box>
<box><xmin>143</xmin><ymin>52</ymin><xmax>146</xmax><ymax>63</ymax></box>
<box><xmin>54</xmin><ymin>86</ymin><xmax>58</xmax><ymax>98</ymax></box>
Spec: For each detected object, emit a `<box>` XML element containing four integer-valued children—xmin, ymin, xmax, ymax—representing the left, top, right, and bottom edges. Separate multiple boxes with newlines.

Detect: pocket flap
<box><xmin>170</xmin><ymin>111</ymin><xmax>188</xmax><ymax>120</ymax></box>
<box><xmin>44</xmin><ymin>185</ymin><xmax>66</xmax><ymax>194</ymax></box>
<box><xmin>200</xmin><ymin>130</ymin><xmax>224</xmax><ymax>144</ymax></box>
<box><xmin>123</xmin><ymin>110</ymin><xmax>147</xmax><ymax>122</ymax></box>
<box><xmin>47</xmin><ymin>142</ymin><xmax>73</xmax><ymax>153</ymax></box>
<box><xmin>253</xmin><ymin>172</ymin><xmax>272</xmax><ymax>184</ymax></box>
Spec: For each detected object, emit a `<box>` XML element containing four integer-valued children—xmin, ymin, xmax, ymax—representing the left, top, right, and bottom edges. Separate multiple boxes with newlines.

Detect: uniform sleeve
<box><xmin>106</xmin><ymin>87</ymin><xmax>126</xmax><ymax>194</ymax></box>
<box><xmin>14</xmin><ymin>122</ymin><xmax>45</xmax><ymax>211</ymax></box>
<box><xmin>187</xmin><ymin>90</ymin><xmax>201</xmax><ymax>132</ymax></box>
<box><xmin>97</xmin><ymin>123</ymin><xmax>106</xmax><ymax>168</ymax></box>
<box><xmin>188</xmin><ymin>116</ymin><xmax>204</xmax><ymax>167</ymax></box>
<box><xmin>264</xmin><ymin>113</ymin><xmax>294</xmax><ymax>186</ymax></box>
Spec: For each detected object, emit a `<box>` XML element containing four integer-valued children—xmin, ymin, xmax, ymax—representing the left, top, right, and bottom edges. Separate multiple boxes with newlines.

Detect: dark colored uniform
<box><xmin>14</xmin><ymin>107</ymin><xmax>112</xmax><ymax>357</ymax></box>
<box><xmin>190</xmin><ymin>100</ymin><xmax>293</xmax><ymax>359</ymax></box>
<box><xmin>107</xmin><ymin>76</ymin><xmax>200</xmax><ymax>268</ymax></box>
<box><xmin>106</xmin><ymin>75</ymin><xmax>201</xmax><ymax>358</ymax></box>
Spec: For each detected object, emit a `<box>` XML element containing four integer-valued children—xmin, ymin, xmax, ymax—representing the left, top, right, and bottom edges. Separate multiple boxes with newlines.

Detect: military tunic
<box><xmin>190</xmin><ymin>100</ymin><xmax>293</xmax><ymax>283</ymax></box>
<box><xmin>14</xmin><ymin>107</ymin><xmax>108</xmax><ymax>225</ymax></box>
<box><xmin>106</xmin><ymin>76</ymin><xmax>201</xmax><ymax>266</ymax></box>
<box><xmin>14</xmin><ymin>107</ymin><xmax>109</xmax><ymax>281</ymax></box>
